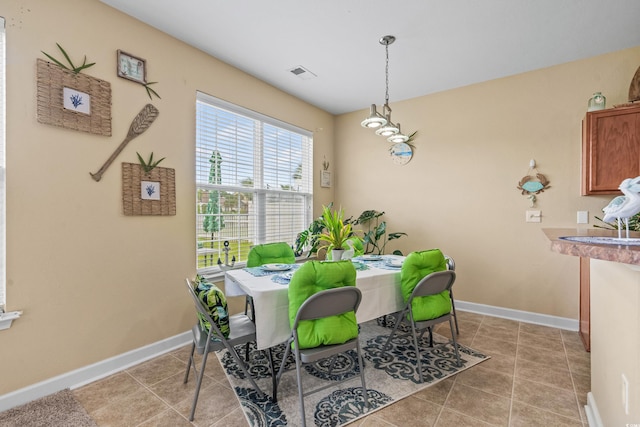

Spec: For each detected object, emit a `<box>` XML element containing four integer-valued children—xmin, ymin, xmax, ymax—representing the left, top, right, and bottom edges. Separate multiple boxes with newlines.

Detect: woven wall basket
<box><xmin>36</xmin><ymin>58</ymin><xmax>112</xmax><ymax>136</ymax></box>
<box><xmin>122</xmin><ymin>162</ymin><xmax>176</xmax><ymax>216</ymax></box>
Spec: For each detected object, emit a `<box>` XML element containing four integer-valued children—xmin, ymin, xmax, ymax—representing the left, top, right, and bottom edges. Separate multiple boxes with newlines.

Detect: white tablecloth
<box><xmin>224</xmin><ymin>260</ymin><xmax>404</xmax><ymax>349</ymax></box>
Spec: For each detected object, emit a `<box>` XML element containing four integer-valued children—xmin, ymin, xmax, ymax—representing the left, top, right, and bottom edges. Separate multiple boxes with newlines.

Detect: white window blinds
<box><xmin>0</xmin><ymin>17</ymin><xmax>6</xmax><ymax>311</ymax></box>
<box><xmin>195</xmin><ymin>92</ymin><xmax>313</xmax><ymax>272</ymax></box>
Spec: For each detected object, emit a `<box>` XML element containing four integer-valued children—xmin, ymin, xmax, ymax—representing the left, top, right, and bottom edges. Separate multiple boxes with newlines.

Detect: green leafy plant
<box><xmin>354</xmin><ymin>210</ymin><xmax>407</xmax><ymax>255</ymax></box>
<box><xmin>41</xmin><ymin>43</ymin><xmax>95</xmax><ymax>74</ymax></box>
<box><xmin>316</xmin><ymin>205</ymin><xmax>353</xmax><ymax>256</ymax></box>
<box><xmin>594</xmin><ymin>212</ymin><xmax>640</xmax><ymax>231</ymax></box>
<box><xmin>143</xmin><ymin>82</ymin><xmax>161</xmax><ymax>100</ymax></box>
<box><xmin>136</xmin><ymin>152</ymin><xmax>166</xmax><ymax>173</ymax></box>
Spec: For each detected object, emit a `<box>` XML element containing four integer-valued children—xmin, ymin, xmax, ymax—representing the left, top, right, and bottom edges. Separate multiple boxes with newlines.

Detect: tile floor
<box><xmin>73</xmin><ymin>311</ymin><xmax>590</xmax><ymax>426</ymax></box>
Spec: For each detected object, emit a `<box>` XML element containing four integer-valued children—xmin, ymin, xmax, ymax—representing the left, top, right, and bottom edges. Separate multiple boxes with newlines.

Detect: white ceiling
<box><xmin>100</xmin><ymin>0</ymin><xmax>640</xmax><ymax>115</ymax></box>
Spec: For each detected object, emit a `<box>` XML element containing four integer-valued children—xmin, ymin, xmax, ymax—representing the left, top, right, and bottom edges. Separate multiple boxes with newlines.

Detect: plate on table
<box><xmin>280</xmin><ymin>271</ymin><xmax>294</xmax><ymax>281</ymax></box>
<box><xmin>385</xmin><ymin>258</ymin><xmax>404</xmax><ymax>268</ymax></box>
<box><xmin>358</xmin><ymin>254</ymin><xmax>383</xmax><ymax>261</ymax></box>
<box><xmin>261</xmin><ymin>263</ymin><xmax>292</xmax><ymax>272</ymax></box>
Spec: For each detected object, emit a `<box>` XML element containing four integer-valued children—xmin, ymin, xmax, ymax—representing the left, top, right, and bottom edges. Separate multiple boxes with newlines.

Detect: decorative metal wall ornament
<box><xmin>517</xmin><ymin>159</ymin><xmax>550</xmax><ymax>207</ymax></box>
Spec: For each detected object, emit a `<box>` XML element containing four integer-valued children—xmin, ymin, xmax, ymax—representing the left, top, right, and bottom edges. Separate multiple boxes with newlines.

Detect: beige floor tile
<box><xmin>471</xmin><ymin>335</ymin><xmax>518</xmax><ymax>358</ymax></box>
<box><xmin>175</xmin><ymin>381</ymin><xmax>241</xmax><ymax>426</ymax></box>
<box><xmin>212</xmin><ymin>406</ymin><xmax>252</xmax><ymax>427</ymax></box>
<box><xmin>515</xmin><ymin>358</ymin><xmax>574</xmax><ymax>391</ymax></box>
<box><xmin>137</xmin><ymin>409</ymin><xmax>193</xmax><ymax>427</ymax></box>
<box><xmin>373</xmin><ymin>394</ymin><xmax>442</xmax><ymax>426</ymax></box>
<box><xmin>519</xmin><ymin>323</ymin><xmax>563</xmax><ymax>340</ymax></box>
<box><xmin>510</xmin><ymin>400</ymin><xmax>583</xmax><ymax>426</ymax></box>
<box><xmin>73</xmin><ymin>372</ymin><xmax>144</xmax><ymax>413</ymax></box>
<box><xmin>148</xmin><ymin>371</ymin><xmax>218</xmax><ymax>406</ymax></box>
<box><xmin>518</xmin><ymin>331</ymin><xmax>564</xmax><ymax>352</ymax></box>
<box><xmin>516</xmin><ymin>343</ymin><xmax>569</xmax><ymax>368</ymax></box>
<box><xmin>445</xmin><ymin>383</ymin><xmax>510</xmax><ymax>426</ymax></box>
<box><xmin>412</xmin><ymin>377</ymin><xmax>454</xmax><ymax>406</ymax></box>
<box><xmin>476</xmin><ymin>325</ymin><xmax>519</xmax><ymax>344</ymax></box>
<box><xmin>481</xmin><ymin>317</ymin><xmax>520</xmax><ymax>331</ymax></box>
<box><xmin>435</xmin><ymin>408</ymin><xmax>494</xmax><ymax>426</ymax></box>
<box><xmin>358</xmin><ymin>415</ymin><xmax>397</xmax><ymax>426</ymax></box>
<box><xmin>455</xmin><ymin>311</ymin><xmax>485</xmax><ymax>323</ymax></box>
<box><xmin>478</xmin><ymin>351</ymin><xmax>515</xmax><ymax>374</ymax></box>
<box><xmin>456</xmin><ymin>365</ymin><xmax>513</xmax><ymax>398</ymax></box>
<box><xmin>512</xmin><ymin>378</ymin><xmax>581</xmax><ymax>420</ymax></box>
<box><xmin>90</xmin><ymin>387</ymin><xmax>170</xmax><ymax>427</ymax></box>
<box><xmin>566</xmin><ymin>349</ymin><xmax>591</xmax><ymax>377</ymax></box>
<box><xmin>571</xmin><ymin>372</ymin><xmax>591</xmax><ymax>406</ymax></box>
<box><xmin>127</xmin><ymin>354</ymin><xmax>189</xmax><ymax>387</ymax></box>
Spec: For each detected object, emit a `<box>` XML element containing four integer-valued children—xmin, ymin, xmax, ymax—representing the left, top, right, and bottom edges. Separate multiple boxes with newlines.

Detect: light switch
<box><xmin>577</xmin><ymin>211</ymin><xmax>589</xmax><ymax>224</ymax></box>
<box><xmin>526</xmin><ymin>210</ymin><xmax>541</xmax><ymax>223</ymax></box>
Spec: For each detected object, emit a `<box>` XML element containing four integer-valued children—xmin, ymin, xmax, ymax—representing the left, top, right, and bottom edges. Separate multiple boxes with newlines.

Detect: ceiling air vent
<box><xmin>288</xmin><ymin>65</ymin><xmax>317</xmax><ymax>80</ymax></box>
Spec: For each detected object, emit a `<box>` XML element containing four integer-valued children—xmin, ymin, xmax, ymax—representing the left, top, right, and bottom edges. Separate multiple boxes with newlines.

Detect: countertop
<box><xmin>543</xmin><ymin>228</ymin><xmax>640</xmax><ymax>265</ymax></box>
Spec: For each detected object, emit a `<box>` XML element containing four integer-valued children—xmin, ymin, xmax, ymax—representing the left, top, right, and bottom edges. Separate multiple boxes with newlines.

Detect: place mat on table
<box><xmin>244</xmin><ymin>264</ymin><xmax>300</xmax><ymax>277</ymax></box>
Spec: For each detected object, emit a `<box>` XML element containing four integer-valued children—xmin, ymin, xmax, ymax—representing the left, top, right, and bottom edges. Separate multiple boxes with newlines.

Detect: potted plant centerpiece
<box><xmin>316</xmin><ymin>205</ymin><xmax>352</xmax><ymax>261</ymax></box>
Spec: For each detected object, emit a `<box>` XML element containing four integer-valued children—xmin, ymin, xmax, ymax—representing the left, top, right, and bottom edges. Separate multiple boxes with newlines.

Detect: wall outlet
<box><xmin>622</xmin><ymin>374</ymin><xmax>629</xmax><ymax>415</ymax></box>
<box><xmin>526</xmin><ymin>210</ymin><xmax>541</xmax><ymax>223</ymax></box>
<box><xmin>577</xmin><ymin>211</ymin><xmax>589</xmax><ymax>224</ymax></box>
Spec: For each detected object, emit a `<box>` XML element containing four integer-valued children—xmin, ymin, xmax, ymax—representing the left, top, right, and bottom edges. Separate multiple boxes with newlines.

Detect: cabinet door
<box><xmin>582</xmin><ymin>106</ymin><xmax>640</xmax><ymax>195</ymax></box>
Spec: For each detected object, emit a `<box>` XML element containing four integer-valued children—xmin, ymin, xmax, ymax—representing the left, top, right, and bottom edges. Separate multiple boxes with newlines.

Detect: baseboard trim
<box><xmin>456</xmin><ymin>300</ymin><xmax>579</xmax><ymax>331</ymax></box>
<box><xmin>585</xmin><ymin>392</ymin><xmax>603</xmax><ymax>427</ymax></box>
<box><xmin>0</xmin><ymin>331</ymin><xmax>191</xmax><ymax>412</ymax></box>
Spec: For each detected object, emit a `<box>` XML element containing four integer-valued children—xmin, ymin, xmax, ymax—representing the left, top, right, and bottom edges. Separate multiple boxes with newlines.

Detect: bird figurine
<box><xmin>341</xmin><ymin>239</ymin><xmax>356</xmax><ymax>260</ymax></box>
<box><xmin>602</xmin><ymin>177</ymin><xmax>640</xmax><ymax>239</ymax></box>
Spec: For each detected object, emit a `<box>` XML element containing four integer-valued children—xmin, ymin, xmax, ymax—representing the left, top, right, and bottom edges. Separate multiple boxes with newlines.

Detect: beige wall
<box><xmin>1</xmin><ymin>0</ymin><xmax>334</xmax><ymax>394</ymax></box>
<box><xmin>3</xmin><ymin>0</ymin><xmax>640</xmax><ymax>400</ymax></box>
<box><xmin>336</xmin><ymin>46</ymin><xmax>640</xmax><ymax>318</ymax></box>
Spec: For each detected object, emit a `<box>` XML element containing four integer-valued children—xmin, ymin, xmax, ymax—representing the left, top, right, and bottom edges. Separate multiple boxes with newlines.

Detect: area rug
<box><xmin>0</xmin><ymin>388</ymin><xmax>98</xmax><ymax>427</ymax></box>
<box><xmin>217</xmin><ymin>318</ymin><xmax>489</xmax><ymax>426</ymax></box>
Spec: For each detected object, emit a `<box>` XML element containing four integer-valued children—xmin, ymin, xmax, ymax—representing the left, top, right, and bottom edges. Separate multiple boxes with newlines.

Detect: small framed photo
<box><xmin>117</xmin><ymin>50</ymin><xmax>146</xmax><ymax>84</ymax></box>
<box><xmin>320</xmin><ymin>170</ymin><xmax>331</xmax><ymax>188</ymax></box>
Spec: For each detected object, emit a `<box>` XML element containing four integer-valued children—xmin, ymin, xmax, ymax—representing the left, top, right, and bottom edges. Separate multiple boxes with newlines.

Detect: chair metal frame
<box><xmin>275</xmin><ymin>286</ymin><xmax>368</xmax><ymax>427</ymax></box>
<box><xmin>384</xmin><ymin>270</ymin><xmax>462</xmax><ymax>383</ymax></box>
<box><xmin>183</xmin><ymin>279</ymin><xmax>271</xmax><ymax>421</ymax></box>
<box><xmin>444</xmin><ymin>255</ymin><xmax>459</xmax><ymax>335</ymax></box>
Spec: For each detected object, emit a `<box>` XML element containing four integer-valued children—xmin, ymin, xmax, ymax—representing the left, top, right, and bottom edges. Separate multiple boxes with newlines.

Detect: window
<box><xmin>0</xmin><ymin>17</ymin><xmax>6</xmax><ymax>311</ymax></box>
<box><xmin>195</xmin><ymin>92</ymin><xmax>313</xmax><ymax>273</ymax></box>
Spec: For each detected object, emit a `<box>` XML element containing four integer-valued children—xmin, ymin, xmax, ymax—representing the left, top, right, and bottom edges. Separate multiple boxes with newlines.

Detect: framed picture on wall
<box><xmin>320</xmin><ymin>170</ymin><xmax>331</xmax><ymax>188</ymax></box>
<box><xmin>117</xmin><ymin>50</ymin><xmax>146</xmax><ymax>84</ymax></box>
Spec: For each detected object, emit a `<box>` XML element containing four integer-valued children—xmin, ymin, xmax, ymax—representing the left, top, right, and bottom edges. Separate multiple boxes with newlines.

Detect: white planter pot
<box><xmin>331</xmin><ymin>249</ymin><xmax>345</xmax><ymax>261</ymax></box>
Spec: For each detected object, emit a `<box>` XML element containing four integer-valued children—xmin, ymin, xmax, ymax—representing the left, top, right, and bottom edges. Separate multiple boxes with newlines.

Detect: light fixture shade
<box><xmin>387</xmin><ymin>133</ymin><xmax>409</xmax><ymax>143</ymax></box>
<box><xmin>361</xmin><ymin>104</ymin><xmax>387</xmax><ymax>128</ymax></box>
<box><xmin>387</xmin><ymin>123</ymin><xmax>409</xmax><ymax>143</ymax></box>
<box><xmin>376</xmin><ymin>121</ymin><xmax>399</xmax><ymax>136</ymax></box>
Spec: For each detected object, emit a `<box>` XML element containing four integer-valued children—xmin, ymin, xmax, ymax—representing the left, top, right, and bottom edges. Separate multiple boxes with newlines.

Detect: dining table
<box><xmin>224</xmin><ymin>255</ymin><xmax>406</xmax><ymax>349</ymax></box>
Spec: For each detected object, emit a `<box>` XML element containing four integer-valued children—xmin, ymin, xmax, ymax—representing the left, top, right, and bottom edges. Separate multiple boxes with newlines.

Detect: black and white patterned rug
<box><xmin>217</xmin><ymin>318</ymin><xmax>489</xmax><ymax>426</ymax></box>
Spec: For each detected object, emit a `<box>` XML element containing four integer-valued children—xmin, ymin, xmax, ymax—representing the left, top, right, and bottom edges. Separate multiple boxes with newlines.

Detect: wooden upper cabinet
<box><xmin>582</xmin><ymin>104</ymin><xmax>640</xmax><ymax>195</ymax></box>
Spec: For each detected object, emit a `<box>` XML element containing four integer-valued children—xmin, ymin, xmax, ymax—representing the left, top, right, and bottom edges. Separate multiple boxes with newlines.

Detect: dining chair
<box><xmin>245</xmin><ymin>242</ymin><xmax>296</xmax><ymax>319</ymax></box>
<box><xmin>444</xmin><ymin>254</ymin><xmax>459</xmax><ymax>335</ymax></box>
<box><xmin>275</xmin><ymin>260</ymin><xmax>368</xmax><ymax>426</ymax></box>
<box><xmin>183</xmin><ymin>278</ymin><xmax>270</xmax><ymax>421</ymax></box>
<box><xmin>384</xmin><ymin>268</ymin><xmax>461</xmax><ymax>383</ymax></box>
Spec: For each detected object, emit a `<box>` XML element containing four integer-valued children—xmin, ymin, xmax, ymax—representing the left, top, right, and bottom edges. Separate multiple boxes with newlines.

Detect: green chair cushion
<box><xmin>401</xmin><ymin>249</ymin><xmax>451</xmax><ymax>321</ymax></box>
<box><xmin>288</xmin><ymin>260</ymin><xmax>358</xmax><ymax>349</ymax></box>
<box><xmin>193</xmin><ymin>275</ymin><xmax>230</xmax><ymax>338</ymax></box>
<box><xmin>247</xmin><ymin>242</ymin><xmax>295</xmax><ymax>267</ymax></box>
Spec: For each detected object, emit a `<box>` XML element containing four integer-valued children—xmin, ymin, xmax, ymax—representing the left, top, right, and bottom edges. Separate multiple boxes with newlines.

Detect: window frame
<box><xmin>195</xmin><ymin>92</ymin><xmax>313</xmax><ymax>275</ymax></box>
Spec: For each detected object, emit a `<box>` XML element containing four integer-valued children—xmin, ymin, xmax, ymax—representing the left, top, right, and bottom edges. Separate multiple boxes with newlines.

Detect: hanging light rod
<box><xmin>360</xmin><ymin>35</ymin><xmax>412</xmax><ymax>144</ymax></box>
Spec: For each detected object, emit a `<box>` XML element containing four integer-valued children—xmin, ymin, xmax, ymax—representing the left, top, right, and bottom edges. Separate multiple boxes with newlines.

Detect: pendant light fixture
<box><xmin>361</xmin><ymin>35</ymin><xmax>410</xmax><ymax>143</ymax></box>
